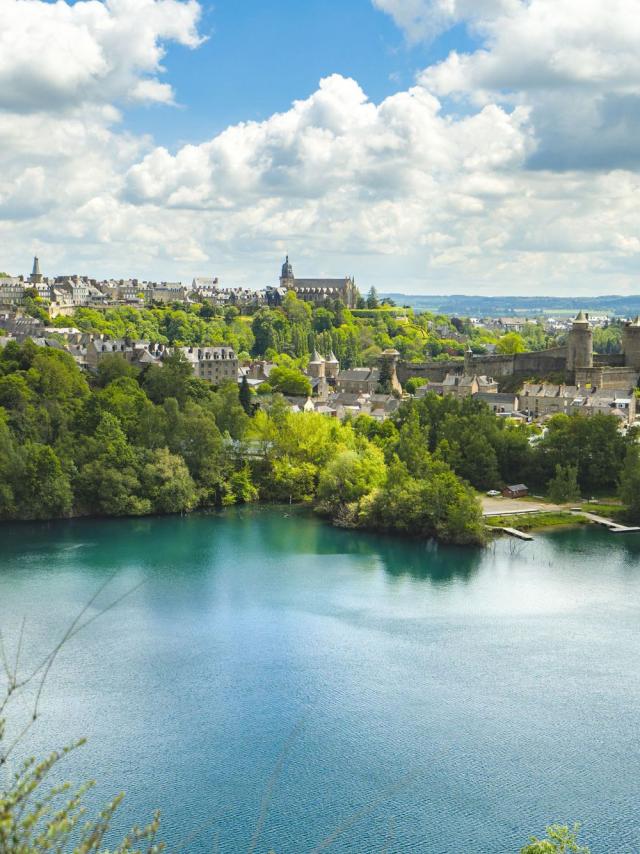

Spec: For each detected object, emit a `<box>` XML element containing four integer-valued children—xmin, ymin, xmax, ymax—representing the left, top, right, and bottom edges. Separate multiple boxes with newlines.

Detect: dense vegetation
<box><xmin>26</xmin><ymin>293</ymin><xmax>568</xmax><ymax>363</ymax></box>
<box><xmin>2</xmin><ymin>326</ymin><xmax>639</xmax><ymax>542</ymax></box>
<box><xmin>0</xmin><ymin>339</ymin><xmax>483</xmax><ymax>544</ymax></box>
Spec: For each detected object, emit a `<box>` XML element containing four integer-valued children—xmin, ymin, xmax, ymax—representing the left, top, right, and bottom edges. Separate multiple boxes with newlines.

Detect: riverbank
<box><xmin>485</xmin><ymin>511</ymin><xmax>590</xmax><ymax>532</ymax></box>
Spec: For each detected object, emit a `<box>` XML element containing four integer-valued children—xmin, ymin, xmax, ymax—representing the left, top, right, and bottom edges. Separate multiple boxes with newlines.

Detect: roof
<box><xmin>294</xmin><ymin>278</ymin><xmax>349</xmax><ymax>288</ymax></box>
<box><xmin>337</xmin><ymin>368</ymin><xmax>379</xmax><ymax>382</ymax></box>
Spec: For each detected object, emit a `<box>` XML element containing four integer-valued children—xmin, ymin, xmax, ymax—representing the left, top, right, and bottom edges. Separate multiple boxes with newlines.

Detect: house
<box><xmin>474</xmin><ymin>392</ymin><xmax>519</xmax><ymax>413</ymax></box>
<box><xmin>502</xmin><ymin>484</ymin><xmax>529</xmax><ymax>498</ymax></box>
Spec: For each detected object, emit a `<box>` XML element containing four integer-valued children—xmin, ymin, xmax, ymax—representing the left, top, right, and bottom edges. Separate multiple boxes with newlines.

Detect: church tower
<box><xmin>29</xmin><ymin>256</ymin><xmax>42</xmax><ymax>284</ymax></box>
<box><xmin>280</xmin><ymin>256</ymin><xmax>295</xmax><ymax>290</ymax></box>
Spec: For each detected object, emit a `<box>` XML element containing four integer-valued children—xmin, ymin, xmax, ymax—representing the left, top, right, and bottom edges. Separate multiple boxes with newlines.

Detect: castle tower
<box><xmin>567</xmin><ymin>311</ymin><xmax>593</xmax><ymax>375</ymax></box>
<box><xmin>280</xmin><ymin>255</ymin><xmax>294</xmax><ymax>290</ymax></box>
<box><xmin>464</xmin><ymin>346</ymin><xmax>473</xmax><ymax>374</ymax></box>
<box><xmin>29</xmin><ymin>255</ymin><xmax>42</xmax><ymax>284</ymax></box>
<box><xmin>307</xmin><ymin>349</ymin><xmax>325</xmax><ymax>379</ymax></box>
<box><xmin>325</xmin><ymin>351</ymin><xmax>339</xmax><ymax>380</ymax></box>
<box><xmin>377</xmin><ymin>348</ymin><xmax>402</xmax><ymax>394</ymax></box>
<box><xmin>622</xmin><ymin>316</ymin><xmax>640</xmax><ymax>372</ymax></box>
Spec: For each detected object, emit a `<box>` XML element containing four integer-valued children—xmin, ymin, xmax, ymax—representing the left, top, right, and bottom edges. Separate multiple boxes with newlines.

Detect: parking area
<box><xmin>481</xmin><ymin>495</ymin><xmax>566</xmax><ymax>516</ymax></box>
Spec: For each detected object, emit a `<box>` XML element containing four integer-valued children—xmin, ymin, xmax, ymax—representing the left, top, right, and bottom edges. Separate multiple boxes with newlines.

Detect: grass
<box><xmin>485</xmin><ymin>511</ymin><xmax>589</xmax><ymax>531</ymax></box>
<box><xmin>579</xmin><ymin>502</ymin><xmax>627</xmax><ymax>521</ymax></box>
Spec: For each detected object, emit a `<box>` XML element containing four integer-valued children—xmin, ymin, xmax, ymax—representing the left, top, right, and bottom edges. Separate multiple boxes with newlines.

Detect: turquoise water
<box><xmin>1</xmin><ymin>509</ymin><xmax>640</xmax><ymax>853</ymax></box>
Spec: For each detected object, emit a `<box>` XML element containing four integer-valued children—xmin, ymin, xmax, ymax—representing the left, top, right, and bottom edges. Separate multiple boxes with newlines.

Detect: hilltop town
<box><xmin>1</xmin><ymin>256</ymin><xmax>638</xmax><ymax>428</ymax></box>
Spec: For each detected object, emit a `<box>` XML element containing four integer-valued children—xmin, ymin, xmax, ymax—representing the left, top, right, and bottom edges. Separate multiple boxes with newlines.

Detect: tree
<box><xmin>140</xmin><ymin>447</ymin><xmax>198</xmax><ymax>514</ymax></box>
<box><xmin>548</xmin><ymin>463</ymin><xmax>580</xmax><ymax>503</ymax></box>
<box><xmin>521</xmin><ymin>823</ymin><xmax>590</xmax><ymax>853</ymax></box>
<box><xmin>404</xmin><ymin>376</ymin><xmax>429</xmax><ymax>395</ymax></box>
<box><xmin>13</xmin><ymin>442</ymin><xmax>72</xmax><ymax>520</ymax></box>
<box><xmin>377</xmin><ymin>358</ymin><xmax>392</xmax><ymax>394</ymax></box>
<box><xmin>317</xmin><ymin>445</ymin><xmax>386</xmax><ymax>512</ymax></box>
<box><xmin>619</xmin><ymin>444</ymin><xmax>640</xmax><ymax>522</ymax></box>
<box><xmin>496</xmin><ymin>332</ymin><xmax>526</xmax><ymax>354</ymax></box>
<box><xmin>366</xmin><ymin>287</ymin><xmax>379</xmax><ymax>309</ymax></box>
<box><xmin>141</xmin><ymin>350</ymin><xmax>193</xmax><ymax>407</ymax></box>
<box><xmin>96</xmin><ymin>353</ymin><xmax>139</xmax><ymax>387</ymax></box>
<box><xmin>239</xmin><ymin>374</ymin><xmax>253</xmax><ymax>415</ymax></box>
<box><xmin>268</xmin><ymin>366</ymin><xmax>312</xmax><ymax>397</ymax></box>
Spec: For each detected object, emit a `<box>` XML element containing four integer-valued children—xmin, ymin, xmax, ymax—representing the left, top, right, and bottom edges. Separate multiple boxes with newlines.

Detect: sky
<box><xmin>1</xmin><ymin>0</ymin><xmax>640</xmax><ymax>295</ymax></box>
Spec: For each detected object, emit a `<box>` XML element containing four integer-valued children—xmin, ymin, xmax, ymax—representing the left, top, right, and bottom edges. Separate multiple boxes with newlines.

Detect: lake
<box><xmin>1</xmin><ymin>509</ymin><xmax>640</xmax><ymax>853</ymax></box>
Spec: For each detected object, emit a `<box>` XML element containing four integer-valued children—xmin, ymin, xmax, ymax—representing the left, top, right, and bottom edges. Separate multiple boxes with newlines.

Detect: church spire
<box><xmin>30</xmin><ymin>255</ymin><xmax>42</xmax><ymax>283</ymax></box>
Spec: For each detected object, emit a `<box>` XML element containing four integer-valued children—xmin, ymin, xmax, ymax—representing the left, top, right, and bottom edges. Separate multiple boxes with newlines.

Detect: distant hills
<box><xmin>382</xmin><ymin>293</ymin><xmax>640</xmax><ymax>318</ymax></box>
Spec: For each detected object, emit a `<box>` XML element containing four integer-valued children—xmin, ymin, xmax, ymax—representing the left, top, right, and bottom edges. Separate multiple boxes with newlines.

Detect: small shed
<box><xmin>502</xmin><ymin>484</ymin><xmax>529</xmax><ymax>498</ymax></box>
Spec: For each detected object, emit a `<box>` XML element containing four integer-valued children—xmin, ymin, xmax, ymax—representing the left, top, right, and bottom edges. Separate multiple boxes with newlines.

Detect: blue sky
<box><xmin>125</xmin><ymin>0</ymin><xmax>477</xmax><ymax>149</ymax></box>
<box><xmin>2</xmin><ymin>0</ymin><xmax>639</xmax><ymax>294</ymax></box>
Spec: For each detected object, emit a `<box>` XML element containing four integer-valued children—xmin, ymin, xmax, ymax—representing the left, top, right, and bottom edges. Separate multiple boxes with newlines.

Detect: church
<box><xmin>273</xmin><ymin>256</ymin><xmax>359</xmax><ymax>308</ymax></box>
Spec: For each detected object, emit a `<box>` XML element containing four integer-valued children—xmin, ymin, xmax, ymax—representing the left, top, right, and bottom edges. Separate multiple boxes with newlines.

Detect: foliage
<box><xmin>404</xmin><ymin>376</ymin><xmax>429</xmax><ymax>394</ymax></box>
<box><xmin>619</xmin><ymin>444</ymin><xmax>640</xmax><ymax>522</ymax></box>
<box><xmin>547</xmin><ymin>464</ymin><xmax>581</xmax><ymax>503</ymax></box>
<box><xmin>496</xmin><ymin>332</ymin><xmax>526</xmax><ymax>354</ymax></box>
<box><xmin>521</xmin><ymin>823</ymin><xmax>590</xmax><ymax>853</ymax></box>
<box><xmin>268</xmin><ymin>366</ymin><xmax>312</xmax><ymax>396</ymax></box>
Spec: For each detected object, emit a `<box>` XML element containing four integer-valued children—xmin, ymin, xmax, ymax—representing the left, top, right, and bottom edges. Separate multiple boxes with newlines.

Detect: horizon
<box><xmin>2</xmin><ymin>0</ymin><xmax>640</xmax><ymax>295</ymax></box>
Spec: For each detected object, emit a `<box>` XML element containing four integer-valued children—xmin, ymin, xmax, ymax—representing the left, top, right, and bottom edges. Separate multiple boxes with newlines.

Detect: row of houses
<box><xmin>416</xmin><ymin>370</ymin><xmax>636</xmax><ymax>424</ymax></box>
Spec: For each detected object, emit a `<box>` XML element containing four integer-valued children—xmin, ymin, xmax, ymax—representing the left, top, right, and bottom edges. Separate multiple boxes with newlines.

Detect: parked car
<box><xmin>486</xmin><ymin>490</ymin><xmax>501</xmax><ymax>497</ymax></box>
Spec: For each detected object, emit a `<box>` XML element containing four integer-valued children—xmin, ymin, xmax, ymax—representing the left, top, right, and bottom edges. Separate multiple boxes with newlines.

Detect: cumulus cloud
<box><xmin>371</xmin><ymin>0</ymin><xmax>518</xmax><ymax>43</ymax></box>
<box><xmin>1</xmin><ymin>0</ymin><xmax>639</xmax><ymax>293</ymax></box>
<box><xmin>415</xmin><ymin>0</ymin><xmax>640</xmax><ymax>169</ymax></box>
<box><xmin>0</xmin><ymin>0</ymin><xmax>203</xmax><ymax>111</ymax></box>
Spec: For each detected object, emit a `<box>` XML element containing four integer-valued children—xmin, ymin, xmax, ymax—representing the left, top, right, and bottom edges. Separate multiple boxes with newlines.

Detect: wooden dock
<box><xmin>491</xmin><ymin>526</ymin><xmax>534</xmax><ymax>541</ymax></box>
<box><xmin>575</xmin><ymin>511</ymin><xmax>640</xmax><ymax>534</ymax></box>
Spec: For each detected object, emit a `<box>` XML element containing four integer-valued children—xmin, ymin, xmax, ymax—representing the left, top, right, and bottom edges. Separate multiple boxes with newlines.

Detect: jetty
<box><xmin>486</xmin><ymin>525</ymin><xmax>534</xmax><ymax>541</ymax></box>
<box><xmin>574</xmin><ymin>511</ymin><xmax>640</xmax><ymax>534</ymax></box>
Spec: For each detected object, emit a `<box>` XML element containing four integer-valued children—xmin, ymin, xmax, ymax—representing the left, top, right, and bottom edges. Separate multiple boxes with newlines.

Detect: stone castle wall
<box><xmin>397</xmin><ymin>347</ymin><xmax>568</xmax><ymax>384</ymax></box>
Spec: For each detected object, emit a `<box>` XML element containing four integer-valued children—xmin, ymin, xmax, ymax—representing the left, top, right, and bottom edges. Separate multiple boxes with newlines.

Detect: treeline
<box><xmin>1</xmin><ymin>338</ymin><xmax>637</xmax><ymax>539</ymax></box>
<box><xmin>29</xmin><ymin>292</ymin><xmax>516</xmax><ymax>365</ymax></box>
<box><xmin>0</xmin><ymin>339</ymin><xmax>487</xmax><ymax>544</ymax></box>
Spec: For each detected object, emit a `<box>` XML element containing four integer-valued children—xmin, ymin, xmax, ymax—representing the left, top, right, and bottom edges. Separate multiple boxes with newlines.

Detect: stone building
<box><xmin>276</xmin><ymin>256</ymin><xmax>358</xmax><ymax>308</ymax></box>
<box><xmin>178</xmin><ymin>346</ymin><xmax>238</xmax><ymax>384</ymax></box>
<box><xmin>399</xmin><ymin>310</ymin><xmax>640</xmax><ymax>393</ymax></box>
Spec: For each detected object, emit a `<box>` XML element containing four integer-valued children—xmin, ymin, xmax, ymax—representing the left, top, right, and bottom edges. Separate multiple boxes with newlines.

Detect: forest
<box><xmin>1</xmin><ymin>325</ymin><xmax>638</xmax><ymax>544</ymax></box>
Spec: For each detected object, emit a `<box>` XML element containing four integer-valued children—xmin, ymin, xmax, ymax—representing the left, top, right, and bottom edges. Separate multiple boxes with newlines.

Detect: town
<box><xmin>1</xmin><ymin>256</ymin><xmax>638</xmax><ymax>428</ymax></box>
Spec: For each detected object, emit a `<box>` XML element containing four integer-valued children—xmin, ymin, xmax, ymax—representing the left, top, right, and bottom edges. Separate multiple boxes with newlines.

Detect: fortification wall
<box><xmin>576</xmin><ymin>366</ymin><xmax>638</xmax><ymax>390</ymax></box>
<box><xmin>594</xmin><ymin>353</ymin><xmax>625</xmax><ymax>367</ymax></box>
<box><xmin>397</xmin><ymin>346</ymin><xmax>568</xmax><ymax>384</ymax></box>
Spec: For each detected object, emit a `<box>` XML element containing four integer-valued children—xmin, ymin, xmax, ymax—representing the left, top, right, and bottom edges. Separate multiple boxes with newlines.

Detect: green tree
<box><xmin>268</xmin><ymin>366</ymin><xmax>312</xmax><ymax>397</ymax></box>
<box><xmin>317</xmin><ymin>445</ymin><xmax>386</xmax><ymax>512</ymax></box>
<box><xmin>75</xmin><ymin>413</ymin><xmax>149</xmax><ymax>516</ymax></box>
<box><xmin>13</xmin><ymin>442</ymin><xmax>72</xmax><ymax>520</ymax></box>
<box><xmin>96</xmin><ymin>353</ymin><xmax>140</xmax><ymax>387</ymax></box>
<box><xmin>521</xmin><ymin>823</ymin><xmax>590</xmax><ymax>854</ymax></box>
<box><xmin>239</xmin><ymin>374</ymin><xmax>253</xmax><ymax>415</ymax></box>
<box><xmin>366</xmin><ymin>287</ymin><xmax>379</xmax><ymax>309</ymax></box>
<box><xmin>140</xmin><ymin>447</ymin><xmax>198</xmax><ymax>514</ymax></box>
<box><xmin>404</xmin><ymin>376</ymin><xmax>429</xmax><ymax>394</ymax></box>
<box><xmin>496</xmin><ymin>332</ymin><xmax>526</xmax><ymax>354</ymax></box>
<box><xmin>619</xmin><ymin>444</ymin><xmax>640</xmax><ymax>522</ymax></box>
<box><xmin>377</xmin><ymin>358</ymin><xmax>392</xmax><ymax>394</ymax></box>
<box><xmin>548</xmin><ymin>463</ymin><xmax>580</xmax><ymax>503</ymax></box>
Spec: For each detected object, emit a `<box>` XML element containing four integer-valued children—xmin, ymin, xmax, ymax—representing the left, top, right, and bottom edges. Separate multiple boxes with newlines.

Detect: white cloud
<box><xmin>0</xmin><ymin>0</ymin><xmax>639</xmax><ymax>294</ymax></box>
<box><xmin>0</xmin><ymin>0</ymin><xmax>203</xmax><ymax>112</ymax></box>
<box><xmin>371</xmin><ymin>0</ymin><xmax>518</xmax><ymax>43</ymax></box>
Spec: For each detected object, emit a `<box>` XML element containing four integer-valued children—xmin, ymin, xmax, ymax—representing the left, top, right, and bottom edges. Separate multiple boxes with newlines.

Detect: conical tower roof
<box><xmin>326</xmin><ymin>350</ymin><xmax>339</xmax><ymax>363</ymax></box>
<box><xmin>309</xmin><ymin>349</ymin><xmax>324</xmax><ymax>363</ymax></box>
<box><xmin>573</xmin><ymin>310</ymin><xmax>589</xmax><ymax>325</ymax></box>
